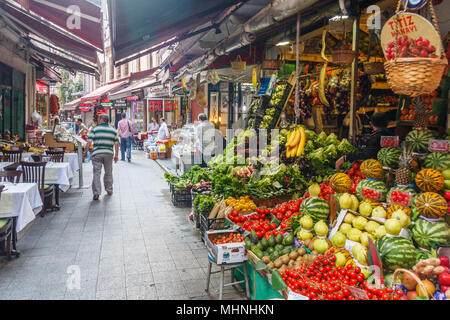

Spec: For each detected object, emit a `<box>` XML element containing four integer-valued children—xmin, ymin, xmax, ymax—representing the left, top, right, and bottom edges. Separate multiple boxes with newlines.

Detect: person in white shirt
<box><xmin>196</xmin><ymin>113</ymin><xmax>215</xmax><ymax>166</ymax></box>
<box><xmin>156</xmin><ymin>118</ymin><xmax>169</xmax><ymax>140</ymax></box>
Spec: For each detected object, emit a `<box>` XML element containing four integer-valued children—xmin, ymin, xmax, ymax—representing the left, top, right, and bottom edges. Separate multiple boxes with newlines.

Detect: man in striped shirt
<box><xmin>84</xmin><ymin>114</ymin><xmax>119</xmax><ymax>201</ymax></box>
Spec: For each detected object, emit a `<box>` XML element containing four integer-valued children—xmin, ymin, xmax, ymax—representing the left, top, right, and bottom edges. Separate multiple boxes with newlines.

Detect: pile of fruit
<box><xmin>210</xmin><ymin>233</ymin><xmax>244</xmax><ymax>245</ymax></box>
<box><xmin>225</xmin><ymin>196</ymin><xmax>257</xmax><ymax>212</ymax></box>
<box><xmin>385</xmin><ymin>36</ymin><xmax>438</xmax><ymax>60</ymax></box>
<box><xmin>245</xmin><ymin>230</ymin><xmax>296</xmax><ymax>264</ymax></box>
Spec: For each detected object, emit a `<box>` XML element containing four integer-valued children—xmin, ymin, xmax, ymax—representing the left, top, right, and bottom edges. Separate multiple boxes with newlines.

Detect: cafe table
<box><xmin>0</xmin><ymin>182</ymin><xmax>43</xmax><ymax>256</ymax></box>
<box><xmin>22</xmin><ymin>152</ymin><xmax>80</xmax><ymax>173</ymax></box>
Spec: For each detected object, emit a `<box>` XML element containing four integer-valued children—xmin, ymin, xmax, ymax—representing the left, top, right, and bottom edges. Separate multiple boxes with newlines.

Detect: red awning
<box><xmin>0</xmin><ymin>1</ymin><xmax>99</xmax><ymax>63</ymax></box>
<box><xmin>80</xmin><ymin>79</ymin><xmax>129</xmax><ymax>102</ymax></box>
<box><xmin>129</xmin><ymin>68</ymin><xmax>159</xmax><ymax>82</ymax></box>
<box><xmin>14</xmin><ymin>0</ymin><xmax>103</xmax><ymax>50</ymax></box>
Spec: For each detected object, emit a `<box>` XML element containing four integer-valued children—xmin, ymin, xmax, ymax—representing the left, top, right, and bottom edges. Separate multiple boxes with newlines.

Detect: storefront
<box><xmin>112</xmin><ymin>98</ymin><xmax>127</xmax><ymax>128</ymax></box>
<box><xmin>0</xmin><ymin>61</ymin><xmax>26</xmax><ymax>140</ymax></box>
<box><xmin>127</xmin><ymin>94</ymin><xmax>146</xmax><ymax>133</ymax></box>
<box><xmin>145</xmin><ymin>83</ymin><xmax>179</xmax><ymax>127</ymax></box>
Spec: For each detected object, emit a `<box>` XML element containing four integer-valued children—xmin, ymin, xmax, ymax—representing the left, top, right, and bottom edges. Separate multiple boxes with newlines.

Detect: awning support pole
<box><xmin>294</xmin><ymin>12</ymin><xmax>301</xmax><ymax>125</ymax></box>
<box><xmin>349</xmin><ymin>14</ymin><xmax>360</xmax><ymax>144</ymax></box>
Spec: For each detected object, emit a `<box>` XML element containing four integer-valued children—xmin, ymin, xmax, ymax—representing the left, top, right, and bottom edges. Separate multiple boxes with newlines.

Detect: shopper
<box><xmin>76</xmin><ymin>118</ymin><xmax>89</xmax><ymax>139</ymax></box>
<box><xmin>196</xmin><ymin>113</ymin><xmax>215</xmax><ymax>167</ymax></box>
<box><xmin>84</xmin><ymin>114</ymin><xmax>119</xmax><ymax>201</ymax></box>
<box><xmin>156</xmin><ymin>118</ymin><xmax>170</xmax><ymax>140</ymax></box>
<box><xmin>117</xmin><ymin>113</ymin><xmax>134</xmax><ymax>162</ymax></box>
<box><xmin>336</xmin><ymin>112</ymin><xmax>393</xmax><ymax>171</ymax></box>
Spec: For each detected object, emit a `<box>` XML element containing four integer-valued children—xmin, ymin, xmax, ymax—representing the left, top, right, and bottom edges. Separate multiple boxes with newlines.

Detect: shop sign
<box><xmin>114</xmin><ymin>99</ymin><xmax>127</xmax><ymax>108</ymax></box>
<box><xmin>381</xmin><ymin>13</ymin><xmax>442</xmax><ymax>58</ymax></box>
<box><xmin>36</xmin><ymin>81</ymin><xmax>48</xmax><ymax>94</ymax></box>
<box><xmin>429</xmin><ymin>140</ymin><xmax>450</xmax><ymax>153</ymax></box>
<box><xmin>146</xmin><ymin>84</ymin><xmax>170</xmax><ymax>98</ymax></box>
<box><xmin>126</xmin><ymin>95</ymin><xmax>140</xmax><ymax>101</ymax></box>
<box><xmin>147</xmin><ymin>100</ymin><xmax>177</xmax><ymax>112</ymax></box>
<box><xmin>92</xmin><ymin>99</ymin><xmax>99</xmax><ymax>104</ymax></box>
<box><xmin>100</xmin><ymin>99</ymin><xmax>114</xmax><ymax>107</ymax></box>
<box><xmin>97</xmin><ymin>108</ymin><xmax>107</xmax><ymax>115</ymax></box>
<box><xmin>257</xmin><ymin>75</ymin><xmax>277</xmax><ymax>96</ymax></box>
<box><xmin>79</xmin><ymin>103</ymin><xmax>92</xmax><ymax>112</ymax></box>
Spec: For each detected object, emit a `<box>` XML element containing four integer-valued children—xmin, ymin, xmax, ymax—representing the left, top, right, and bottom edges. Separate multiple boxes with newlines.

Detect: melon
<box><xmin>415</xmin><ymin>192</ymin><xmax>448</xmax><ymax>219</ymax></box>
<box><xmin>405</xmin><ymin>129</ymin><xmax>435</xmax><ymax>153</ymax></box>
<box><xmin>360</xmin><ymin>159</ymin><xmax>383</xmax><ymax>179</ymax></box>
<box><xmin>330</xmin><ymin>173</ymin><xmax>352</xmax><ymax>193</ymax></box>
<box><xmin>377</xmin><ymin>147</ymin><xmax>401</xmax><ymax>168</ymax></box>
<box><xmin>375</xmin><ymin>236</ymin><xmax>417</xmax><ymax>271</ymax></box>
<box><xmin>423</xmin><ymin>152</ymin><xmax>450</xmax><ymax>171</ymax></box>
<box><xmin>411</xmin><ymin>218</ymin><xmax>450</xmax><ymax>249</ymax></box>
<box><xmin>415</xmin><ymin>168</ymin><xmax>444</xmax><ymax>192</ymax></box>
<box><xmin>300</xmin><ymin>197</ymin><xmax>330</xmax><ymax>223</ymax></box>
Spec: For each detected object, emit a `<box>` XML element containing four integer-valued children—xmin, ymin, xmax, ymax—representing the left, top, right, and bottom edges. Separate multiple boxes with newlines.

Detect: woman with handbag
<box><xmin>117</xmin><ymin>113</ymin><xmax>134</xmax><ymax>162</ymax></box>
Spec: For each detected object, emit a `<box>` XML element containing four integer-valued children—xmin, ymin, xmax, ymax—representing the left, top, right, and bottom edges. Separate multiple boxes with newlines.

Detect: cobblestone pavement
<box><xmin>0</xmin><ymin>151</ymin><xmax>246</xmax><ymax>300</ymax></box>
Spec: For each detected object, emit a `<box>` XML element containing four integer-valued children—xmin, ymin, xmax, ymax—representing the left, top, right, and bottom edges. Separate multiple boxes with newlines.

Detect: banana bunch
<box><xmin>284</xmin><ymin>126</ymin><xmax>306</xmax><ymax>158</ymax></box>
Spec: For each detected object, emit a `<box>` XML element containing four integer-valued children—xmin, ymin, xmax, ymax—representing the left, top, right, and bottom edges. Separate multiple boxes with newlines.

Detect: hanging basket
<box><xmin>231</xmin><ymin>55</ymin><xmax>246</xmax><ymax>72</ymax></box>
<box><xmin>331</xmin><ymin>49</ymin><xmax>355</xmax><ymax>65</ymax></box>
<box><xmin>382</xmin><ymin>0</ymin><xmax>447</xmax><ymax>96</ymax></box>
<box><xmin>384</xmin><ymin>57</ymin><xmax>447</xmax><ymax>96</ymax></box>
<box><xmin>364</xmin><ymin>61</ymin><xmax>385</xmax><ymax>75</ymax></box>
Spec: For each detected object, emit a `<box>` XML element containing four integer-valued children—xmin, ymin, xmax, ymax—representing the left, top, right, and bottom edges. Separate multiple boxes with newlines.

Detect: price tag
<box><xmin>343</xmin><ymin>285</ymin><xmax>369</xmax><ymax>300</ymax></box>
<box><xmin>429</xmin><ymin>140</ymin><xmax>450</xmax><ymax>153</ymax></box>
<box><xmin>287</xmin><ymin>290</ymin><xmax>309</xmax><ymax>300</ymax></box>
<box><xmin>380</xmin><ymin>136</ymin><xmax>399</xmax><ymax>147</ymax></box>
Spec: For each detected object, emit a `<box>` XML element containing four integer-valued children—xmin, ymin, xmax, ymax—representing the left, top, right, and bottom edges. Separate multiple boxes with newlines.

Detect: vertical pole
<box><xmin>294</xmin><ymin>12</ymin><xmax>301</xmax><ymax>124</ymax></box>
<box><xmin>349</xmin><ymin>15</ymin><xmax>360</xmax><ymax>143</ymax></box>
<box><xmin>77</xmin><ymin>141</ymin><xmax>83</xmax><ymax>189</ymax></box>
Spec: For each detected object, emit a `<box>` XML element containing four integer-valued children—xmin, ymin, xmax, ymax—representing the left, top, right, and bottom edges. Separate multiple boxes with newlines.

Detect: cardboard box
<box><xmin>205</xmin><ymin>230</ymin><xmax>248</xmax><ymax>265</ymax></box>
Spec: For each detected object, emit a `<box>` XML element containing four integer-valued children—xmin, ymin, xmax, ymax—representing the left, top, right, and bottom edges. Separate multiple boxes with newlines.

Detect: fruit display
<box><xmin>405</xmin><ymin>129</ymin><xmax>436</xmax><ymax>153</ymax></box>
<box><xmin>424</xmin><ymin>152</ymin><xmax>450</xmax><ymax>171</ymax></box>
<box><xmin>329</xmin><ymin>173</ymin><xmax>352</xmax><ymax>193</ymax></box>
<box><xmin>415</xmin><ymin>168</ymin><xmax>444</xmax><ymax>192</ymax></box>
<box><xmin>210</xmin><ymin>233</ymin><xmax>244</xmax><ymax>245</ymax></box>
<box><xmin>225</xmin><ymin>196</ymin><xmax>257</xmax><ymax>212</ymax></box>
<box><xmin>360</xmin><ymin>159</ymin><xmax>383</xmax><ymax>179</ymax></box>
<box><xmin>355</xmin><ymin>179</ymin><xmax>387</xmax><ymax>202</ymax></box>
<box><xmin>387</xmin><ymin>187</ymin><xmax>416</xmax><ymax>207</ymax></box>
<box><xmin>299</xmin><ymin>196</ymin><xmax>330</xmax><ymax>223</ymax></box>
<box><xmin>415</xmin><ymin>192</ymin><xmax>448</xmax><ymax>219</ymax></box>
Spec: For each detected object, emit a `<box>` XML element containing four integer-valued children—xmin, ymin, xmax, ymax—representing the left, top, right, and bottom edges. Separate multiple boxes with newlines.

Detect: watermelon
<box><xmin>375</xmin><ymin>236</ymin><xmax>417</xmax><ymax>271</ymax></box>
<box><xmin>387</xmin><ymin>186</ymin><xmax>416</xmax><ymax>207</ymax></box>
<box><xmin>405</xmin><ymin>129</ymin><xmax>435</xmax><ymax>153</ymax></box>
<box><xmin>300</xmin><ymin>196</ymin><xmax>329</xmax><ymax>223</ymax></box>
<box><xmin>411</xmin><ymin>218</ymin><xmax>450</xmax><ymax>250</ymax></box>
<box><xmin>423</xmin><ymin>152</ymin><xmax>450</xmax><ymax>171</ymax></box>
<box><xmin>377</xmin><ymin>147</ymin><xmax>401</xmax><ymax>168</ymax></box>
<box><xmin>356</xmin><ymin>179</ymin><xmax>388</xmax><ymax>202</ymax></box>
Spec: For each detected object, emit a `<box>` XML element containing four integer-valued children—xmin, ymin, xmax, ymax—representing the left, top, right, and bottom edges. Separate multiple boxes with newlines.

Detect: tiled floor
<box><xmin>0</xmin><ymin>151</ymin><xmax>247</xmax><ymax>300</ymax></box>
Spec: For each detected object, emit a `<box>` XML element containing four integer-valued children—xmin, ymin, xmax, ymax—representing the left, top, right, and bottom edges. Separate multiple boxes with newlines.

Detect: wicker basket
<box><xmin>331</xmin><ymin>49</ymin><xmax>355</xmax><ymax>65</ymax></box>
<box><xmin>392</xmin><ymin>268</ymin><xmax>434</xmax><ymax>300</ymax></box>
<box><xmin>231</xmin><ymin>55</ymin><xmax>246</xmax><ymax>72</ymax></box>
<box><xmin>364</xmin><ymin>62</ymin><xmax>385</xmax><ymax>75</ymax></box>
<box><xmin>384</xmin><ymin>57</ymin><xmax>447</xmax><ymax>97</ymax></box>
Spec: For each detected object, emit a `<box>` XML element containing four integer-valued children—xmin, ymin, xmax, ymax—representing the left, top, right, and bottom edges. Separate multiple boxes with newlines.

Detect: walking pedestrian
<box><xmin>117</xmin><ymin>113</ymin><xmax>134</xmax><ymax>162</ymax></box>
<box><xmin>83</xmin><ymin>114</ymin><xmax>119</xmax><ymax>201</ymax></box>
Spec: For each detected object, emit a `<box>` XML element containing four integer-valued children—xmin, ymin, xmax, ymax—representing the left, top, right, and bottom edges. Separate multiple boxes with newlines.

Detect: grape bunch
<box><xmin>385</xmin><ymin>36</ymin><xmax>438</xmax><ymax>60</ymax></box>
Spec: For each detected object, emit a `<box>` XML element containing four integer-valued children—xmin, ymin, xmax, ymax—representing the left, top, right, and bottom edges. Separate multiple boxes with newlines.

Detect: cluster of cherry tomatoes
<box><xmin>362</xmin><ymin>188</ymin><xmax>382</xmax><ymax>201</ymax></box>
<box><xmin>385</xmin><ymin>36</ymin><xmax>438</xmax><ymax>60</ymax></box>
<box><xmin>390</xmin><ymin>190</ymin><xmax>412</xmax><ymax>206</ymax></box>
<box><xmin>346</xmin><ymin>162</ymin><xmax>363</xmax><ymax>194</ymax></box>
<box><xmin>228</xmin><ymin>209</ymin><xmax>280</xmax><ymax>239</ymax></box>
<box><xmin>281</xmin><ymin>249</ymin><xmax>404</xmax><ymax>300</ymax></box>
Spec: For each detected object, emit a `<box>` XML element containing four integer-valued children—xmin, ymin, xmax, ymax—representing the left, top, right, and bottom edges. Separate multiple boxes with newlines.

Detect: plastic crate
<box><xmin>200</xmin><ymin>214</ymin><xmax>226</xmax><ymax>242</ymax></box>
<box><xmin>171</xmin><ymin>192</ymin><xmax>192</xmax><ymax>207</ymax></box>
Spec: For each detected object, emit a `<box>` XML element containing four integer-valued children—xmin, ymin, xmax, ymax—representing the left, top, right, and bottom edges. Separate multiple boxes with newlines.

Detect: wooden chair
<box><xmin>20</xmin><ymin>161</ymin><xmax>54</xmax><ymax>215</ymax></box>
<box><xmin>2</xmin><ymin>150</ymin><xmax>23</xmax><ymax>163</ymax></box>
<box><xmin>0</xmin><ymin>171</ymin><xmax>22</xmax><ymax>183</ymax></box>
<box><xmin>0</xmin><ymin>185</ymin><xmax>13</xmax><ymax>259</ymax></box>
<box><xmin>46</xmin><ymin>151</ymin><xmax>65</xmax><ymax>163</ymax></box>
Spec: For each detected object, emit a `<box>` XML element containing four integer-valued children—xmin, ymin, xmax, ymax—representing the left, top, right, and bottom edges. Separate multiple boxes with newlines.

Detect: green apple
<box><xmin>442</xmin><ymin>169</ymin><xmax>450</xmax><ymax>180</ymax></box>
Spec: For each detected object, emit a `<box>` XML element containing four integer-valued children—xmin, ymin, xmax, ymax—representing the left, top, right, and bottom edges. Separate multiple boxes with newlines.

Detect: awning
<box><xmin>80</xmin><ymin>79</ymin><xmax>129</xmax><ymax>102</ymax></box>
<box><xmin>108</xmin><ymin>78</ymin><xmax>158</xmax><ymax>100</ymax></box>
<box><xmin>0</xmin><ymin>1</ymin><xmax>99</xmax><ymax>63</ymax></box>
<box><xmin>62</xmin><ymin>98</ymin><xmax>82</xmax><ymax>111</ymax></box>
<box><xmin>108</xmin><ymin>0</ymin><xmax>244</xmax><ymax>63</ymax></box>
<box><xmin>14</xmin><ymin>0</ymin><xmax>103</xmax><ymax>50</ymax></box>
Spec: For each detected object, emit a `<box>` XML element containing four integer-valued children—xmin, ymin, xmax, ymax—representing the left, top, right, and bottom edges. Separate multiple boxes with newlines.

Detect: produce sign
<box><xmin>429</xmin><ymin>140</ymin><xmax>450</xmax><ymax>153</ymax></box>
<box><xmin>381</xmin><ymin>136</ymin><xmax>400</xmax><ymax>147</ymax></box>
<box><xmin>381</xmin><ymin>13</ymin><xmax>442</xmax><ymax>59</ymax></box>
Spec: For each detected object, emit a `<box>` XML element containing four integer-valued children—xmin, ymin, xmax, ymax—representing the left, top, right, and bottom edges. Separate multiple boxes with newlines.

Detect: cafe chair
<box><xmin>0</xmin><ymin>171</ymin><xmax>22</xmax><ymax>183</ymax></box>
<box><xmin>0</xmin><ymin>186</ymin><xmax>13</xmax><ymax>260</ymax></box>
<box><xmin>1</xmin><ymin>149</ymin><xmax>23</xmax><ymax>163</ymax></box>
<box><xmin>20</xmin><ymin>161</ymin><xmax>54</xmax><ymax>216</ymax></box>
<box><xmin>46</xmin><ymin>150</ymin><xmax>65</xmax><ymax>163</ymax></box>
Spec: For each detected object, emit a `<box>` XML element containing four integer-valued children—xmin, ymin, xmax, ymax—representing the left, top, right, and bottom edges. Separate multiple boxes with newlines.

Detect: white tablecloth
<box><xmin>23</xmin><ymin>152</ymin><xmax>79</xmax><ymax>173</ymax></box>
<box><xmin>0</xmin><ymin>183</ymin><xmax>43</xmax><ymax>232</ymax></box>
<box><xmin>0</xmin><ymin>162</ymin><xmax>73</xmax><ymax>192</ymax></box>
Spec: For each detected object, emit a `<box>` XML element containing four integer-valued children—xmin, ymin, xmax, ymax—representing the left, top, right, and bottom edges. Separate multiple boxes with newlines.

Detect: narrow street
<box><xmin>0</xmin><ymin>151</ymin><xmax>245</xmax><ymax>300</ymax></box>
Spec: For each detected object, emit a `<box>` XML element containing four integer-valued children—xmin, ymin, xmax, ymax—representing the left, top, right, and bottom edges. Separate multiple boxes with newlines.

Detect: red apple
<box><xmin>439</xmin><ymin>256</ymin><xmax>449</xmax><ymax>267</ymax></box>
<box><xmin>441</xmin><ymin>285</ymin><xmax>450</xmax><ymax>293</ymax></box>
<box><xmin>438</xmin><ymin>272</ymin><xmax>450</xmax><ymax>286</ymax></box>
<box><xmin>443</xmin><ymin>191</ymin><xmax>450</xmax><ymax>201</ymax></box>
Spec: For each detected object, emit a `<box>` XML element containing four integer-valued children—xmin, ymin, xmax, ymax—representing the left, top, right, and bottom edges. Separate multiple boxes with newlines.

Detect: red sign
<box><xmin>80</xmin><ymin>107</ymin><xmax>92</xmax><ymax>112</ymax></box>
<box><xmin>148</xmin><ymin>100</ymin><xmax>177</xmax><ymax>112</ymax></box>
<box><xmin>127</xmin><ymin>96</ymin><xmax>140</xmax><ymax>101</ymax></box>
<box><xmin>79</xmin><ymin>103</ymin><xmax>92</xmax><ymax>107</ymax></box>
<box><xmin>36</xmin><ymin>81</ymin><xmax>48</xmax><ymax>93</ymax></box>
